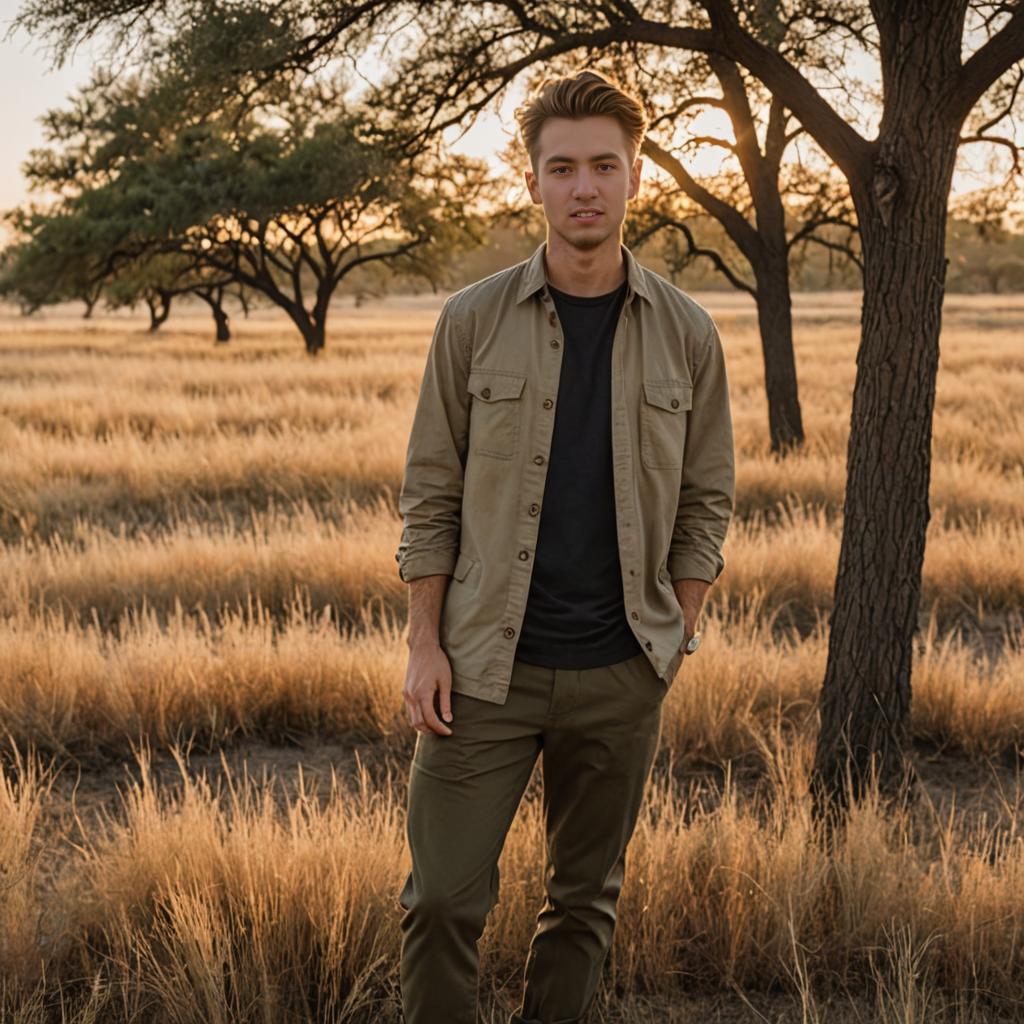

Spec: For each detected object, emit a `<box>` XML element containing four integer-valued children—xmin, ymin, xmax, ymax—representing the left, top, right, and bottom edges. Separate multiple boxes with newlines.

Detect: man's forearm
<box><xmin>406</xmin><ymin>574</ymin><xmax>451</xmax><ymax>650</ymax></box>
<box><xmin>671</xmin><ymin>577</ymin><xmax>711</xmax><ymax>639</ymax></box>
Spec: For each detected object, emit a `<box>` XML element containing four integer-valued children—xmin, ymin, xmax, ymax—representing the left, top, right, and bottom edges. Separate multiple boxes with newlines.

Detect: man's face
<box><xmin>524</xmin><ymin>115</ymin><xmax>642</xmax><ymax>252</ymax></box>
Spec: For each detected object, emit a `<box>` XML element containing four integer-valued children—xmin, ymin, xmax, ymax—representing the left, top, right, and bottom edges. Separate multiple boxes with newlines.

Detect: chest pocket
<box><xmin>467</xmin><ymin>368</ymin><xmax>527</xmax><ymax>459</ymax></box>
<box><xmin>640</xmin><ymin>379</ymin><xmax>692</xmax><ymax>470</ymax></box>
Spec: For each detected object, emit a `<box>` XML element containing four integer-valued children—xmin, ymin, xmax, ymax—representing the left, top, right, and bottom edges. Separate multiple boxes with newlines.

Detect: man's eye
<box><xmin>599</xmin><ymin>164</ymin><xmax>616</xmax><ymax>171</ymax></box>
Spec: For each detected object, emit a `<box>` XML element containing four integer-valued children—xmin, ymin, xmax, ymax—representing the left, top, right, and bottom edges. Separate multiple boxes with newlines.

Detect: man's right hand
<box><xmin>404</xmin><ymin>643</ymin><xmax>455</xmax><ymax>736</ymax></box>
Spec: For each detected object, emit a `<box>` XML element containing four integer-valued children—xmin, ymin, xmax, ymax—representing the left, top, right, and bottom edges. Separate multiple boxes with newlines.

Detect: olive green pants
<box><xmin>397</xmin><ymin>650</ymin><xmax>666</xmax><ymax>1024</ymax></box>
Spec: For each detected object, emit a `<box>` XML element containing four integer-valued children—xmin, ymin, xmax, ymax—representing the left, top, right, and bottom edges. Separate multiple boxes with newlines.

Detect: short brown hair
<box><xmin>514</xmin><ymin>68</ymin><xmax>648</xmax><ymax>171</ymax></box>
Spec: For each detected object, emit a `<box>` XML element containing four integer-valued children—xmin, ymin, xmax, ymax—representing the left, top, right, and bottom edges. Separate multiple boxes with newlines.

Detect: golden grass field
<box><xmin>0</xmin><ymin>291</ymin><xmax>1022</xmax><ymax>1022</ymax></box>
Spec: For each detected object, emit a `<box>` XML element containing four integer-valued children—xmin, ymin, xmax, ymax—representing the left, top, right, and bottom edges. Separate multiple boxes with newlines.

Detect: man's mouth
<box><xmin>571</xmin><ymin>209</ymin><xmax>602</xmax><ymax>220</ymax></box>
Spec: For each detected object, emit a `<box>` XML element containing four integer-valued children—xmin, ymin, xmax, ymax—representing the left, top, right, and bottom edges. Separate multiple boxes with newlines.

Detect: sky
<box><xmin>0</xmin><ymin>1</ymin><xmax>105</xmax><ymax>211</ymax></box>
<box><xmin>0</xmin><ymin>1</ymin><xmax>1012</xmax><ymax>222</ymax></box>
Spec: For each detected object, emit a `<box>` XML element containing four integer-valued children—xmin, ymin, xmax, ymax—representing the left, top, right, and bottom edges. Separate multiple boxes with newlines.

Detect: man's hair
<box><xmin>514</xmin><ymin>68</ymin><xmax>648</xmax><ymax>171</ymax></box>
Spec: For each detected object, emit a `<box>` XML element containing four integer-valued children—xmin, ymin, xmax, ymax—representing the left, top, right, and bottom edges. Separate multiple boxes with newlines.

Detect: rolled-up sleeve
<box><xmin>667</xmin><ymin>318</ymin><xmax>736</xmax><ymax>584</ymax></box>
<box><xmin>394</xmin><ymin>296</ymin><xmax>471</xmax><ymax>583</ymax></box>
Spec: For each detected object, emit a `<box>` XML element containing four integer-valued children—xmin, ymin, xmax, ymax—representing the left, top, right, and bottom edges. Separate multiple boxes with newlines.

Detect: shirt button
<box><xmin>529</xmin><ymin>503</ymin><xmax>540</xmax><ymax>515</ymax></box>
<box><xmin>518</xmin><ymin>550</ymin><xmax>530</xmax><ymax>560</ymax></box>
<box><xmin>504</xmin><ymin>626</ymin><xmax>516</xmax><ymax>638</ymax></box>
<box><xmin>645</xmin><ymin>641</ymin><xmax>653</xmax><ymax>651</ymax></box>
<box><xmin>550</xmin><ymin>339</ymin><xmax>560</xmax><ymax>348</ymax></box>
<box><xmin>533</xmin><ymin>455</ymin><xmax>545</xmax><ymax>464</ymax></box>
<box><xmin>548</xmin><ymin>311</ymin><xmax>557</xmax><ymax>326</ymax></box>
<box><xmin>671</xmin><ymin>398</ymin><xmax>679</xmax><ymax>408</ymax></box>
<box><xmin>629</xmin><ymin>569</ymin><xmax>636</xmax><ymax>576</ymax></box>
<box><xmin>481</xmin><ymin>387</ymin><xmax>491</xmax><ymax>398</ymax></box>
<box><xmin>631</xmin><ymin>611</ymin><xmax>639</xmax><ymax>620</ymax></box>
<box><xmin>543</xmin><ymin>399</ymin><xmax>553</xmax><ymax>409</ymax></box>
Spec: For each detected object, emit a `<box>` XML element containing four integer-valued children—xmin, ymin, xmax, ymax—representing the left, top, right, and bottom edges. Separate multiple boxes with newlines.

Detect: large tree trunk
<box><xmin>752</xmin><ymin>255</ymin><xmax>804</xmax><ymax>453</ymax></box>
<box><xmin>811</xmin><ymin>12</ymin><xmax>964</xmax><ymax>814</ymax></box>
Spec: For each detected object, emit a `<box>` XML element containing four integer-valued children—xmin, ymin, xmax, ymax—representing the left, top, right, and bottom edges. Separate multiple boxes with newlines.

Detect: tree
<box><xmin>139</xmin><ymin>110</ymin><xmax>487</xmax><ymax>353</ymax></box>
<box><xmin>0</xmin><ymin>205</ymin><xmax>109</xmax><ymax>315</ymax></box>
<box><xmin>15</xmin><ymin>0</ymin><xmax>1024</xmax><ymax>810</ymax></box>
<box><xmin>6</xmin><ymin>59</ymin><xmax>493</xmax><ymax>353</ymax></box>
<box><xmin>101</xmin><ymin>250</ymin><xmax>245</xmax><ymax>339</ymax></box>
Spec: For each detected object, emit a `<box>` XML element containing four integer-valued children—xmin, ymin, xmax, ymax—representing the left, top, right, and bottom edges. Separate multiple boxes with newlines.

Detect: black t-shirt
<box><xmin>514</xmin><ymin>279</ymin><xmax>644</xmax><ymax>669</ymax></box>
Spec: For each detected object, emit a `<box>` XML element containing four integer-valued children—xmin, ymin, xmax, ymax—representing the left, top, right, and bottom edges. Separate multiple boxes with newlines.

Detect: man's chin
<box><xmin>560</xmin><ymin>225</ymin><xmax>615</xmax><ymax>251</ymax></box>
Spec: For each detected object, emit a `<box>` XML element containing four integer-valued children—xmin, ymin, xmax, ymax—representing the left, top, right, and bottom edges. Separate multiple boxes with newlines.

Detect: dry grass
<box><xmin>0</xmin><ymin>494</ymin><xmax>1019</xmax><ymax>636</ymax></box>
<box><xmin>0</xmin><ymin>595</ymin><xmax>1021</xmax><ymax>768</ymax></box>
<box><xmin>2</xmin><ymin>301</ymin><xmax>1020</xmax><ymax>541</ymax></box>
<box><xmin>0</xmin><ymin>293</ymin><xmax>1022</xmax><ymax>1022</ymax></box>
<box><xmin>2</xmin><ymin>736</ymin><xmax>1023</xmax><ymax>1023</ymax></box>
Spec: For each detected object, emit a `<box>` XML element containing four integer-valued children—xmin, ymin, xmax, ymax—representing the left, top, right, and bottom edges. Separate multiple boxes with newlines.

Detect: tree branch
<box><xmin>959</xmin><ymin>132</ymin><xmax>1023</xmax><ymax>173</ymax></box>
<box><xmin>950</xmin><ymin>6</ymin><xmax>1024</xmax><ymax>125</ymax></box>
<box><xmin>633</xmin><ymin>214</ymin><xmax>757</xmax><ymax>296</ymax></box>
<box><xmin>641</xmin><ymin>135</ymin><xmax>762</xmax><ymax>262</ymax></box>
<box><xmin>620</xmin><ymin>7</ymin><xmax>873</xmax><ymax>187</ymax></box>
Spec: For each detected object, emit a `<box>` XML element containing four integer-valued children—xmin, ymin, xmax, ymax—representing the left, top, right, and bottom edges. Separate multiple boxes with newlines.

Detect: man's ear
<box><xmin>525</xmin><ymin>167</ymin><xmax>542</xmax><ymax>205</ymax></box>
<box><xmin>628</xmin><ymin>156</ymin><xmax>643</xmax><ymax>201</ymax></box>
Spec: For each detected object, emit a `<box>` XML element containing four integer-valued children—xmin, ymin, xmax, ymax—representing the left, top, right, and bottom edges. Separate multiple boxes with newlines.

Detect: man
<box><xmin>394</xmin><ymin>67</ymin><xmax>735</xmax><ymax>1024</ymax></box>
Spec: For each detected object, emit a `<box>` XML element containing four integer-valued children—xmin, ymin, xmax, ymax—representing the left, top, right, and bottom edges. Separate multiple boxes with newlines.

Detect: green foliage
<box><xmin>1</xmin><ymin>28</ymin><xmax>493</xmax><ymax>345</ymax></box>
<box><xmin>0</xmin><ymin>206</ymin><xmax>106</xmax><ymax>312</ymax></box>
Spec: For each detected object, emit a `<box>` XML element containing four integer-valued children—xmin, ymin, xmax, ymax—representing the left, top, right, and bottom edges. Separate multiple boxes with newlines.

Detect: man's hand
<box><xmin>672</xmin><ymin>576</ymin><xmax>711</xmax><ymax>657</ymax></box>
<box><xmin>404</xmin><ymin>642</ymin><xmax>455</xmax><ymax>736</ymax></box>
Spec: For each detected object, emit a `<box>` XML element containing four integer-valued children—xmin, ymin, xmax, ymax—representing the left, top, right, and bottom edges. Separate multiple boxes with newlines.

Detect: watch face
<box><xmin>685</xmin><ymin>633</ymin><xmax>701</xmax><ymax>653</ymax></box>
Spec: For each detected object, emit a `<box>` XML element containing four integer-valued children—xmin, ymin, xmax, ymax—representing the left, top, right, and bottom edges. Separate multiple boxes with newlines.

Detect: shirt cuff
<box><xmin>667</xmin><ymin>549</ymin><xmax>723</xmax><ymax>584</ymax></box>
<box><xmin>396</xmin><ymin>547</ymin><xmax>459</xmax><ymax>583</ymax></box>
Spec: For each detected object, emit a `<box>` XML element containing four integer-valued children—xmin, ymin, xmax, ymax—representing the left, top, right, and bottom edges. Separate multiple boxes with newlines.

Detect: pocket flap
<box><xmin>452</xmin><ymin>550</ymin><xmax>478</xmax><ymax>582</ymax></box>
<box><xmin>642</xmin><ymin>379</ymin><xmax>693</xmax><ymax>413</ymax></box>
<box><xmin>468</xmin><ymin>369</ymin><xmax>527</xmax><ymax>402</ymax></box>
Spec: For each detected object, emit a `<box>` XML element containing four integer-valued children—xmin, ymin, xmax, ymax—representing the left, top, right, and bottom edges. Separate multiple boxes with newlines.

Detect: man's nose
<box><xmin>572</xmin><ymin>173</ymin><xmax>597</xmax><ymax>197</ymax></box>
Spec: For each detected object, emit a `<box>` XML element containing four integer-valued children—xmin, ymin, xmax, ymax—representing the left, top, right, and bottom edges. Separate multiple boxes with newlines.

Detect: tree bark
<box><xmin>811</xmin><ymin>9</ymin><xmax>964</xmax><ymax>814</ymax></box>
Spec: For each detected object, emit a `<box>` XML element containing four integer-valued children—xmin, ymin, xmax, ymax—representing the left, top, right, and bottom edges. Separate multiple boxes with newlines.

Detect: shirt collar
<box><xmin>515</xmin><ymin>240</ymin><xmax>652</xmax><ymax>306</ymax></box>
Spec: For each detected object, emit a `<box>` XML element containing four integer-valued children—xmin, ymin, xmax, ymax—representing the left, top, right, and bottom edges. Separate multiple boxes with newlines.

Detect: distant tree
<box><xmin>138</xmin><ymin>115</ymin><xmax>486</xmax><ymax>353</ymax></box>
<box><xmin>102</xmin><ymin>250</ymin><xmax>249</xmax><ymax>338</ymax></box>
<box><xmin>5</xmin><ymin>58</ymin><xmax>493</xmax><ymax>353</ymax></box>
<box><xmin>191</xmin><ymin>281</ymin><xmax>244</xmax><ymax>342</ymax></box>
<box><xmin>0</xmin><ymin>205</ymin><xmax>108</xmax><ymax>316</ymax></box>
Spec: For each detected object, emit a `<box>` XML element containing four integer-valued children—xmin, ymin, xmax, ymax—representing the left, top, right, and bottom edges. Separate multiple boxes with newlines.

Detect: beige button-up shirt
<box><xmin>395</xmin><ymin>241</ymin><xmax>735</xmax><ymax>704</ymax></box>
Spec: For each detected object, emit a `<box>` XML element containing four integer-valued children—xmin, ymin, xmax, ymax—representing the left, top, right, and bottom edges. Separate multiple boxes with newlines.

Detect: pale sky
<box><xmin>0</xmin><ymin>1</ymin><xmax>1010</xmax><ymax>222</ymax></box>
<box><xmin>0</xmin><ymin>1</ymin><xmax>104</xmax><ymax>211</ymax></box>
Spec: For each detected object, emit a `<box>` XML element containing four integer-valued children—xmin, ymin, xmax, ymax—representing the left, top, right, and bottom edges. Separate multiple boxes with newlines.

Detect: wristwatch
<box><xmin>683</xmin><ymin>631</ymin><xmax>702</xmax><ymax>655</ymax></box>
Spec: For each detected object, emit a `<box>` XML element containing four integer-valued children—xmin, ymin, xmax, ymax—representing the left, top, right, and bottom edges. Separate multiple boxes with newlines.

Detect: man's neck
<box><xmin>542</xmin><ymin>233</ymin><xmax>626</xmax><ymax>297</ymax></box>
